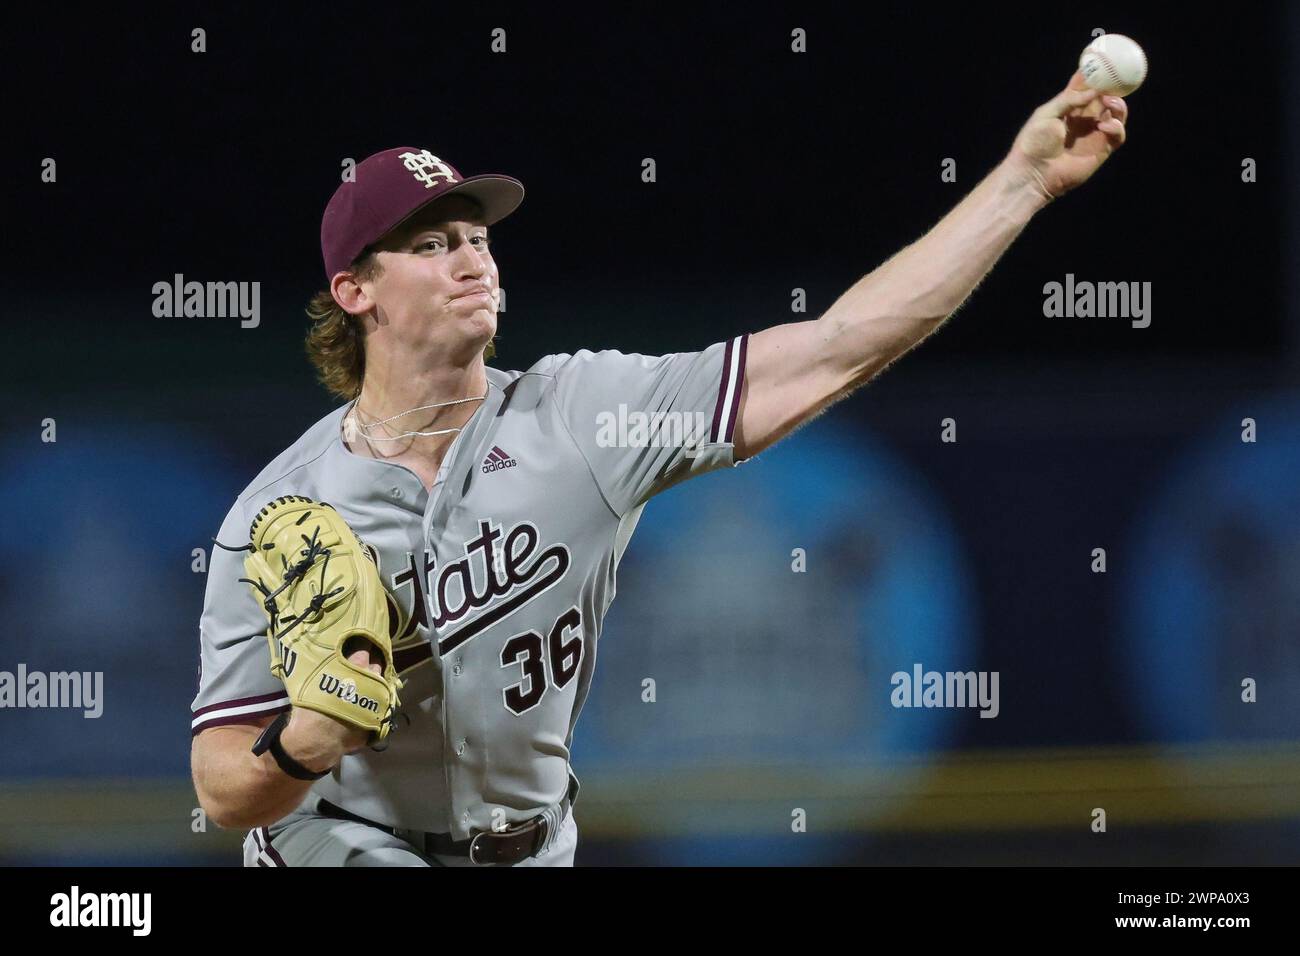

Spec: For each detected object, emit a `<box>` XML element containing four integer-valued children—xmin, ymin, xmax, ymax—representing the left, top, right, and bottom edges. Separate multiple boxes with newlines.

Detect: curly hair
<box><xmin>304</xmin><ymin>251</ymin><xmax>496</xmax><ymax>403</ymax></box>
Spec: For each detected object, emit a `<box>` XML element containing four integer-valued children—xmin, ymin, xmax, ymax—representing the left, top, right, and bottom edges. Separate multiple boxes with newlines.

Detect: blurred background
<box><xmin>2</xmin><ymin>3</ymin><xmax>1297</xmax><ymax>865</ymax></box>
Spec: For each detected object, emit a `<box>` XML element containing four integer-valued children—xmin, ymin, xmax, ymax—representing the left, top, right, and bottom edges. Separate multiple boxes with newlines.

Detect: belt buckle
<box><xmin>467</xmin><ymin>830</ymin><xmax>495</xmax><ymax>866</ymax></box>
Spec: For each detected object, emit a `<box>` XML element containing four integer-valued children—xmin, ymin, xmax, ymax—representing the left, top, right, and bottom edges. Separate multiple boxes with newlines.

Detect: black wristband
<box><xmin>252</xmin><ymin>710</ymin><xmax>331</xmax><ymax>781</ymax></box>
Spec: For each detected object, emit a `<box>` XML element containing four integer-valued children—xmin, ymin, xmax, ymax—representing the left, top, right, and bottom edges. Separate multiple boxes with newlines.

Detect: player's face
<box><xmin>370</xmin><ymin>195</ymin><xmax>499</xmax><ymax>349</ymax></box>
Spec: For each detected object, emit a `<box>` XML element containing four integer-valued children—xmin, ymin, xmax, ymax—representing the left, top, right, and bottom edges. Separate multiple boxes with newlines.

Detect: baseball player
<box><xmin>191</xmin><ymin>74</ymin><xmax>1128</xmax><ymax>866</ymax></box>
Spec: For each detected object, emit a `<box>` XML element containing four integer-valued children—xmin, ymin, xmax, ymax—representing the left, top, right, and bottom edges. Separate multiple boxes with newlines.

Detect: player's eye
<box><xmin>416</xmin><ymin>236</ymin><xmax>488</xmax><ymax>252</ymax></box>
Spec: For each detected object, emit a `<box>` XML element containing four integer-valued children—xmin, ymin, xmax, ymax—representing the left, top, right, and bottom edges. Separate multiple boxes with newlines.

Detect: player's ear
<box><xmin>330</xmin><ymin>271</ymin><xmax>372</xmax><ymax>316</ymax></box>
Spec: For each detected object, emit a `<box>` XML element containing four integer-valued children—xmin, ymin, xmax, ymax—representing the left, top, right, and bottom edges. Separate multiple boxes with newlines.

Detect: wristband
<box><xmin>252</xmin><ymin>710</ymin><xmax>332</xmax><ymax>781</ymax></box>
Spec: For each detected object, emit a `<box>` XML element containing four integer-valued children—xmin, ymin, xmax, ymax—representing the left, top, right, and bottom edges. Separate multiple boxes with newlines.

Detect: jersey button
<box><xmin>390</xmin><ymin>487</ymin><xmax>402</xmax><ymax>500</ymax></box>
<box><xmin>456</xmin><ymin>739</ymin><xmax>467</xmax><ymax>756</ymax></box>
<box><xmin>452</xmin><ymin>660</ymin><xmax>463</xmax><ymax>677</ymax></box>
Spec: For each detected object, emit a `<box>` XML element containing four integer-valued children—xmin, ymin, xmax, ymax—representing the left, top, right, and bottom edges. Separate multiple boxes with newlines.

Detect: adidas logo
<box><xmin>482</xmin><ymin>445</ymin><xmax>518</xmax><ymax>474</ymax></box>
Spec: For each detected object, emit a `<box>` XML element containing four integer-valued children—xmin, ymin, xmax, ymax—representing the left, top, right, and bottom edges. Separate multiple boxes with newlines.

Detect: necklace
<box><xmin>343</xmin><ymin>391</ymin><xmax>488</xmax><ymax>445</ymax></box>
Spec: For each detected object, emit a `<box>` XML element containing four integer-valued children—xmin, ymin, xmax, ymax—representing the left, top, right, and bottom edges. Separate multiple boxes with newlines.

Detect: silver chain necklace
<box><xmin>344</xmin><ymin>392</ymin><xmax>488</xmax><ymax>443</ymax></box>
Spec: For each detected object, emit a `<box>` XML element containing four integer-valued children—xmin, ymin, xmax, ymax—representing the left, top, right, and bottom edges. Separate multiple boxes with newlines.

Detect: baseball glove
<box><xmin>219</xmin><ymin>495</ymin><xmax>405</xmax><ymax>745</ymax></box>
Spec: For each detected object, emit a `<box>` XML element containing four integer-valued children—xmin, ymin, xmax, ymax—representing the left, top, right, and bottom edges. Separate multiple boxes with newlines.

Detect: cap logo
<box><xmin>399</xmin><ymin>149</ymin><xmax>459</xmax><ymax>190</ymax></box>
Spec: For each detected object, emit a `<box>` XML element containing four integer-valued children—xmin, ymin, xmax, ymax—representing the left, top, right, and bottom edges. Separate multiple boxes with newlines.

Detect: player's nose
<box><xmin>451</xmin><ymin>241</ymin><xmax>491</xmax><ymax>279</ymax></box>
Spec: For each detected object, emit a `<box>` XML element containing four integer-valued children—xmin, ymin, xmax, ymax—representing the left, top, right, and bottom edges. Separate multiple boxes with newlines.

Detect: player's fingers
<box><xmin>1065</xmin><ymin>70</ymin><xmax>1090</xmax><ymax>91</ymax></box>
<box><xmin>1102</xmin><ymin>94</ymin><xmax>1129</xmax><ymax>123</ymax></box>
<box><xmin>344</xmin><ymin>639</ymin><xmax>386</xmax><ymax>675</ymax></box>
<box><xmin>1044</xmin><ymin>85</ymin><xmax>1099</xmax><ymax>117</ymax></box>
<box><xmin>1098</xmin><ymin>116</ymin><xmax>1126</xmax><ymax>146</ymax></box>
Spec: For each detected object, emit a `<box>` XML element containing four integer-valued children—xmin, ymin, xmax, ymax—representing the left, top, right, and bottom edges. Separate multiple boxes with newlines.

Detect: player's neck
<box><xmin>357</xmin><ymin>361</ymin><xmax>488</xmax><ymax>422</ymax></box>
<box><xmin>350</xmin><ymin>357</ymin><xmax>489</xmax><ymax>464</ymax></box>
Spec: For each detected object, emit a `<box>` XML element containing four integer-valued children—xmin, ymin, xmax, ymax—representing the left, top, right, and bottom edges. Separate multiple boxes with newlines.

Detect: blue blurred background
<box><xmin>2</xmin><ymin>2</ymin><xmax>1298</xmax><ymax>864</ymax></box>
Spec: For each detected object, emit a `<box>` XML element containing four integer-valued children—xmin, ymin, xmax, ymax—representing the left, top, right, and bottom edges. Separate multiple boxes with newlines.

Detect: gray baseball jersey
<box><xmin>192</xmin><ymin>335</ymin><xmax>750</xmax><ymax>839</ymax></box>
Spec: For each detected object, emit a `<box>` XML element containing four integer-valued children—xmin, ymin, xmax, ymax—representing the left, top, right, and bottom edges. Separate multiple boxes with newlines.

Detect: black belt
<box><xmin>316</xmin><ymin>775</ymin><xmax>578</xmax><ymax>866</ymax></box>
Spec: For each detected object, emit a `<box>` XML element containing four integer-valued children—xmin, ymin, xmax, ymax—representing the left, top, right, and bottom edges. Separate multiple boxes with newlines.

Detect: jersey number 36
<box><xmin>499</xmin><ymin>606</ymin><xmax>584</xmax><ymax>716</ymax></box>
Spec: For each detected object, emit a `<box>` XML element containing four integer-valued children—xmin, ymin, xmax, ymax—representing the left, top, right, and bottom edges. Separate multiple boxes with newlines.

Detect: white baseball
<box><xmin>1078</xmin><ymin>34</ymin><xmax>1147</xmax><ymax>96</ymax></box>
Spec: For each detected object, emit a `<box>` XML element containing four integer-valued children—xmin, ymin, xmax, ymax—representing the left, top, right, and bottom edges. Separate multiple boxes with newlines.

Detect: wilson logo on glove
<box><xmin>319</xmin><ymin>674</ymin><xmax>381</xmax><ymax>713</ymax></box>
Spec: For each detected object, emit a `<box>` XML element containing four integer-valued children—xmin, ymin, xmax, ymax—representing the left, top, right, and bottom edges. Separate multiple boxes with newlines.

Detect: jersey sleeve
<box><xmin>190</xmin><ymin>497</ymin><xmax>290</xmax><ymax>735</ymax></box>
<box><xmin>550</xmin><ymin>334</ymin><xmax>750</xmax><ymax>517</ymax></box>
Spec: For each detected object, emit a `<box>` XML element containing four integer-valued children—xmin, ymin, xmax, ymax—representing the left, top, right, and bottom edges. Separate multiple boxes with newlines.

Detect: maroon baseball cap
<box><xmin>320</xmin><ymin>147</ymin><xmax>524</xmax><ymax>282</ymax></box>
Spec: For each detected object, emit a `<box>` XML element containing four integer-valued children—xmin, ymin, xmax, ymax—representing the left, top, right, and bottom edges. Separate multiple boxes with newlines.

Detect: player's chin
<box><xmin>451</xmin><ymin>305</ymin><xmax>497</xmax><ymax>340</ymax></box>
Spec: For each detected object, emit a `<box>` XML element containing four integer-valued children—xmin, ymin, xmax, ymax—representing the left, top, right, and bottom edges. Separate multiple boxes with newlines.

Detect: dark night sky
<box><xmin>4</xmin><ymin>3</ymin><xmax>1290</xmax><ymax>402</ymax></box>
